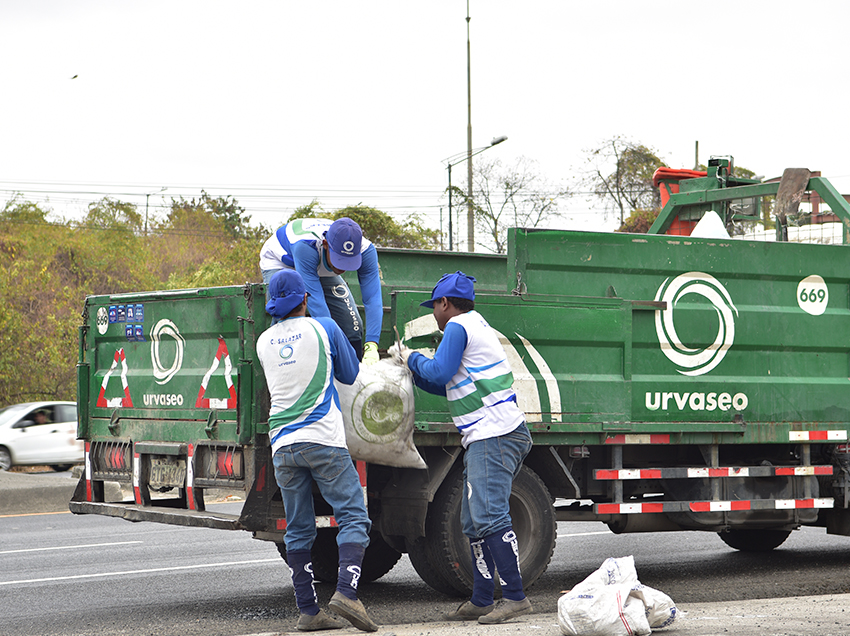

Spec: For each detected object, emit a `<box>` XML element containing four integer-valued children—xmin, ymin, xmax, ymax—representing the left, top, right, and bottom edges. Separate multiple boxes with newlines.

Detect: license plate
<box><xmin>149</xmin><ymin>457</ymin><xmax>187</xmax><ymax>488</ymax></box>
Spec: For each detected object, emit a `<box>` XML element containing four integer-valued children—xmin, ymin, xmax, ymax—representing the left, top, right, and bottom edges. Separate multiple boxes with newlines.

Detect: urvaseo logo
<box><xmin>150</xmin><ymin>319</ymin><xmax>184</xmax><ymax>385</ymax></box>
<box><xmin>143</xmin><ymin>393</ymin><xmax>185</xmax><ymax>407</ymax></box>
<box><xmin>645</xmin><ymin>391</ymin><xmax>748</xmax><ymax>412</ymax></box>
<box><xmin>654</xmin><ymin>271</ymin><xmax>738</xmax><ymax>377</ymax></box>
<box><xmin>279</xmin><ymin>345</ymin><xmax>294</xmax><ymax>359</ymax></box>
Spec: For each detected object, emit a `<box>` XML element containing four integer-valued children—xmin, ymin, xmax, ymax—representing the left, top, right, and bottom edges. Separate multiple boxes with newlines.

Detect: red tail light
<box><xmin>204</xmin><ymin>447</ymin><xmax>243</xmax><ymax>479</ymax></box>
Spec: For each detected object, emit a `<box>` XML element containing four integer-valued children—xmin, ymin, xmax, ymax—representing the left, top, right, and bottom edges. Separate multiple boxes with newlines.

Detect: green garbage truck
<box><xmin>71</xmin><ymin>158</ymin><xmax>850</xmax><ymax>596</ymax></box>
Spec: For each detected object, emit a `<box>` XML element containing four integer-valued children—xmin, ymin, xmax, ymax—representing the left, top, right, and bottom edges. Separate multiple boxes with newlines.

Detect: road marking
<box><xmin>0</xmin><ymin>558</ymin><xmax>280</xmax><ymax>586</ymax></box>
<box><xmin>557</xmin><ymin>531</ymin><xmax>611</xmax><ymax>538</ymax></box>
<box><xmin>0</xmin><ymin>541</ymin><xmax>142</xmax><ymax>555</ymax></box>
<box><xmin>0</xmin><ymin>510</ymin><xmax>72</xmax><ymax>519</ymax></box>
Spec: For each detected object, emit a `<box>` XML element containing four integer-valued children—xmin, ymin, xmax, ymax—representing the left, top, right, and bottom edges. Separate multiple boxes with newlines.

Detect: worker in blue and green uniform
<box><xmin>257</xmin><ymin>268</ymin><xmax>378</xmax><ymax>632</ymax></box>
<box><xmin>259</xmin><ymin>217</ymin><xmax>382</xmax><ymax>365</ymax></box>
<box><xmin>392</xmin><ymin>271</ymin><xmax>534</xmax><ymax>625</ymax></box>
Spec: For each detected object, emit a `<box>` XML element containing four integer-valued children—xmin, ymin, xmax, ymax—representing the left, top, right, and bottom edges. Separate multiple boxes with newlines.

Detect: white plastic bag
<box><xmin>335</xmin><ymin>358</ymin><xmax>426</xmax><ymax>469</ymax></box>
<box><xmin>557</xmin><ymin>556</ymin><xmax>676</xmax><ymax>636</ymax></box>
<box><xmin>632</xmin><ymin>584</ymin><xmax>678</xmax><ymax>629</ymax></box>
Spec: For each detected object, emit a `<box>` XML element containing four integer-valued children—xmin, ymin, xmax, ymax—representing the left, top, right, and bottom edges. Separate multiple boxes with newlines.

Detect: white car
<box><xmin>0</xmin><ymin>401</ymin><xmax>83</xmax><ymax>471</ymax></box>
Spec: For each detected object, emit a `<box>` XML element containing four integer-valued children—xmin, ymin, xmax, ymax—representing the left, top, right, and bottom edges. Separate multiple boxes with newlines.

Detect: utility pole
<box><xmin>466</xmin><ymin>0</ymin><xmax>475</xmax><ymax>252</ymax></box>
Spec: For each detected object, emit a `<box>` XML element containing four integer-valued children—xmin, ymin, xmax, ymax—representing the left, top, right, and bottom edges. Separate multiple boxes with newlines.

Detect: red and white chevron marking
<box><xmin>604</xmin><ymin>434</ymin><xmax>670</xmax><ymax>445</ymax></box>
<box><xmin>96</xmin><ymin>348</ymin><xmax>133</xmax><ymax>408</ymax></box>
<box><xmin>597</xmin><ymin>498</ymin><xmax>833</xmax><ymax>514</ymax></box>
<box><xmin>790</xmin><ymin>430</ymin><xmax>847</xmax><ymax>441</ymax></box>
<box><xmin>196</xmin><ymin>337</ymin><xmax>237</xmax><ymax>409</ymax></box>
<box><xmin>596</xmin><ymin>465</ymin><xmax>833</xmax><ymax>480</ymax></box>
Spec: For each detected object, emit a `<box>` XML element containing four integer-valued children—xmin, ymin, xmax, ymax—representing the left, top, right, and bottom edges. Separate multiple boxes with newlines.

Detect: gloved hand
<box><xmin>362</xmin><ymin>341</ymin><xmax>380</xmax><ymax>366</ymax></box>
<box><xmin>387</xmin><ymin>341</ymin><xmax>413</xmax><ymax>367</ymax></box>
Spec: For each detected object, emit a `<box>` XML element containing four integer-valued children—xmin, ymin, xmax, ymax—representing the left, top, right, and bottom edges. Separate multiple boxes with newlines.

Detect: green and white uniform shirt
<box><xmin>409</xmin><ymin>310</ymin><xmax>525</xmax><ymax>448</ymax></box>
<box><xmin>257</xmin><ymin>315</ymin><xmax>359</xmax><ymax>454</ymax></box>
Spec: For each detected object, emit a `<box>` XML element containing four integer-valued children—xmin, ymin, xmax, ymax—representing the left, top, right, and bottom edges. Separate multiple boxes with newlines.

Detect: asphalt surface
<box><xmin>3</xmin><ymin>469</ymin><xmax>850</xmax><ymax>636</ymax></box>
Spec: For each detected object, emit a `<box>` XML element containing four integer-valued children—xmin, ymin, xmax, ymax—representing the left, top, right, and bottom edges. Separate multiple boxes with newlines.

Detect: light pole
<box><xmin>466</xmin><ymin>0</ymin><xmax>473</xmax><ymax>251</ymax></box>
<box><xmin>145</xmin><ymin>186</ymin><xmax>167</xmax><ymax>236</ymax></box>
<box><xmin>444</xmin><ymin>135</ymin><xmax>507</xmax><ymax>251</ymax></box>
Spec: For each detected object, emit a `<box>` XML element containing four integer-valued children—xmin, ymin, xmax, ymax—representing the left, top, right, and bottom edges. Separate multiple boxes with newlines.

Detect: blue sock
<box><xmin>286</xmin><ymin>549</ymin><xmax>319</xmax><ymax>615</ymax></box>
<box><xmin>337</xmin><ymin>543</ymin><xmax>366</xmax><ymax>600</ymax></box>
<box><xmin>469</xmin><ymin>538</ymin><xmax>496</xmax><ymax>607</ymax></box>
<box><xmin>484</xmin><ymin>528</ymin><xmax>525</xmax><ymax>601</ymax></box>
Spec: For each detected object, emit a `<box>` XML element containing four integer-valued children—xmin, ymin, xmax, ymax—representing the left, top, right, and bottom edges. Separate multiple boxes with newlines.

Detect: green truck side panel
<box><xmin>342</xmin><ymin>247</ymin><xmax>507</xmax><ymax>349</ymax></box>
<box><xmin>79</xmin><ymin>228</ymin><xmax>850</xmax><ymax>452</ymax></box>
<box><xmin>394</xmin><ymin>228</ymin><xmax>850</xmax><ymax>444</ymax></box>
<box><xmin>81</xmin><ymin>285</ymin><xmax>271</xmax><ymax>445</ymax></box>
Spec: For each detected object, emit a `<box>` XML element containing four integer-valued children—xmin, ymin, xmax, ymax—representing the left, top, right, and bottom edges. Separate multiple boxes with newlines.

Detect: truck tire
<box><xmin>408</xmin><ymin>464</ymin><xmax>556</xmax><ymax>597</ymax></box>
<box><xmin>276</xmin><ymin>527</ymin><xmax>403</xmax><ymax>584</ymax></box>
<box><xmin>717</xmin><ymin>528</ymin><xmax>792</xmax><ymax>551</ymax></box>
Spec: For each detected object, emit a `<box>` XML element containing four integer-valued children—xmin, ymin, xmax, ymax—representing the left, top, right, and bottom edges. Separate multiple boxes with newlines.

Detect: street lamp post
<box><xmin>444</xmin><ymin>135</ymin><xmax>507</xmax><ymax>251</ymax></box>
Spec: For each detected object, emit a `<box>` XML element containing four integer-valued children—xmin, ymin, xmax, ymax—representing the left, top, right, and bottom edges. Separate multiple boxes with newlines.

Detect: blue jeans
<box><xmin>262</xmin><ymin>268</ymin><xmax>363</xmax><ymax>359</ymax></box>
<box><xmin>461</xmin><ymin>423</ymin><xmax>533</xmax><ymax>539</ymax></box>
<box><xmin>273</xmin><ymin>442</ymin><xmax>371</xmax><ymax>552</ymax></box>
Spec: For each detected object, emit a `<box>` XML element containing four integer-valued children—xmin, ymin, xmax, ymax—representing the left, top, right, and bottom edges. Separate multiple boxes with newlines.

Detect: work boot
<box><xmin>296</xmin><ymin>608</ymin><xmax>345</xmax><ymax>631</ymax></box>
<box><xmin>328</xmin><ymin>590</ymin><xmax>378</xmax><ymax>632</ymax></box>
<box><xmin>442</xmin><ymin>600</ymin><xmax>494</xmax><ymax>621</ymax></box>
<box><xmin>478</xmin><ymin>597</ymin><xmax>532</xmax><ymax>624</ymax></box>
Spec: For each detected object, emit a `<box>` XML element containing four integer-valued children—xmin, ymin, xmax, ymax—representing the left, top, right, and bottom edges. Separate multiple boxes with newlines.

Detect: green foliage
<box><xmin>167</xmin><ymin>191</ymin><xmax>265</xmax><ymax>241</ymax></box>
<box><xmin>617</xmin><ymin>208</ymin><xmax>659</xmax><ymax>234</ymax></box>
<box><xmin>289</xmin><ymin>203</ymin><xmax>440</xmax><ymax>249</ymax></box>
<box><xmin>82</xmin><ymin>197</ymin><xmax>143</xmax><ymax>233</ymax></box>
<box><xmin>1</xmin><ymin>195</ymin><xmax>51</xmax><ymax>225</ymax></box>
<box><xmin>0</xmin><ymin>190</ymin><xmax>440</xmax><ymax>406</ymax></box>
<box><xmin>0</xmin><ymin>218</ymin><xmax>79</xmax><ymax>402</ymax></box>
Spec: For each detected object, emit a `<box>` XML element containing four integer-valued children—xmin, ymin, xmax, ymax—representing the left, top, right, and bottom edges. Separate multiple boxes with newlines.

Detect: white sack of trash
<box><xmin>558</xmin><ymin>555</ymin><xmax>677</xmax><ymax>636</ymax></box>
<box><xmin>336</xmin><ymin>357</ymin><xmax>426</xmax><ymax>469</ymax></box>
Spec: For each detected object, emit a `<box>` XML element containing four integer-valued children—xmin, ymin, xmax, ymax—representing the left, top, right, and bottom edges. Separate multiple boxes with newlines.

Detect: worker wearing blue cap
<box><xmin>259</xmin><ymin>217</ymin><xmax>382</xmax><ymax>365</ymax></box>
<box><xmin>392</xmin><ymin>271</ymin><xmax>534</xmax><ymax>625</ymax></box>
<box><xmin>257</xmin><ymin>269</ymin><xmax>378</xmax><ymax>632</ymax></box>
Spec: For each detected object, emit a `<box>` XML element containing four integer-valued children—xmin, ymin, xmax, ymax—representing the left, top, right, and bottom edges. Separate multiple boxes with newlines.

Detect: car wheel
<box><xmin>0</xmin><ymin>447</ymin><xmax>12</xmax><ymax>471</ymax></box>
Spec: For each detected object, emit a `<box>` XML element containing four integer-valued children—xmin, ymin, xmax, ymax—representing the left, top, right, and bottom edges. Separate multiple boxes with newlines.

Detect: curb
<box><xmin>0</xmin><ymin>469</ymin><xmax>123</xmax><ymax>515</ymax></box>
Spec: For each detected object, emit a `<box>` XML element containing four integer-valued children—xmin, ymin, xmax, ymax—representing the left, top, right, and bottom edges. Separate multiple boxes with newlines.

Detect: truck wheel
<box><xmin>408</xmin><ymin>464</ymin><xmax>556</xmax><ymax>597</ymax></box>
<box><xmin>277</xmin><ymin>527</ymin><xmax>403</xmax><ymax>584</ymax></box>
<box><xmin>717</xmin><ymin>528</ymin><xmax>792</xmax><ymax>551</ymax></box>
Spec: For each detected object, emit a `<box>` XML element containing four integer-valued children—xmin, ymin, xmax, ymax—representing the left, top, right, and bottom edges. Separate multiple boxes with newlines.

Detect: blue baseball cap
<box><xmin>421</xmin><ymin>271</ymin><xmax>477</xmax><ymax>308</ymax></box>
<box><xmin>266</xmin><ymin>269</ymin><xmax>308</xmax><ymax>318</ymax></box>
<box><xmin>325</xmin><ymin>217</ymin><xmax>362</xmax><ymax>270</ymax></box>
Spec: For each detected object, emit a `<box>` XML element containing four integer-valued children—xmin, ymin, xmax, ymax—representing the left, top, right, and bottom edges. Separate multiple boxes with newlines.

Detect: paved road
<box><xmin>3</xmin><ymin>470</ymin><xmax>850</xmax><ymax>635</ymax></box>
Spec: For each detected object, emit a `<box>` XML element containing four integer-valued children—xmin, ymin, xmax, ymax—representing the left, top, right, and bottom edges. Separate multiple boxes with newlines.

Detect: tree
<box><xmin>617</xmin><ymin>208</ymin><xmax>659</xmax><ymax>234</ymax></box>
<box><xmin>460</xmin><ymin>156</ymin><xmax>568</xmax><ymax>254</ymax></box>
<box><xmin>289</xmin><ymin>202</ymin><xmax>440</xmax><ymax>250</ymax></box>
<box><xmin>82</xmin><ymin>197</ymin><xmax>143</xmax><ymax>233</ymax></box>
<box><xmin>580</xmin><ymin>137</ymin><xmax>665</xmax><ymax>225</ymax></box>
<box><xmin>1</xmin><ymin>195</ymin><xmax>51</xmax><ymax>225</ymax></box>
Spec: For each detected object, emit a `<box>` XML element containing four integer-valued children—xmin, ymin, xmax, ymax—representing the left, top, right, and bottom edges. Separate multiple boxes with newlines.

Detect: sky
<box><xmin>2</xmin><ymin>0</ymin><xmax>849</xmax><ymax>248</ymax></box>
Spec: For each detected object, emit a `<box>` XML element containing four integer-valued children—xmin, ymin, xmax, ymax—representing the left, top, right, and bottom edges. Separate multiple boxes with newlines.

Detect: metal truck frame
<box><xmin>72</xmin><ymin>159</ymin><xmax>850</xmax><ymax>596</ymax></box>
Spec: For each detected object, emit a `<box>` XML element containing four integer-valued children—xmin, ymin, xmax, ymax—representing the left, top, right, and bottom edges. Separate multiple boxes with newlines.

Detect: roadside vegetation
<box><xmin>0</xmin><ymin>195</ymin><xmax>435</xmax><ymax>405</ymax></box>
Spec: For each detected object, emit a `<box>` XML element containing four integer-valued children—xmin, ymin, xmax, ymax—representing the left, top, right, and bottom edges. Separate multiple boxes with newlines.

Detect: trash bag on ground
<box><xmin>557</xmin><ymin>555</ymin><xmax>677</xmax><ymax>636</ymax></box>
<box><xmin>335</xmin><ymin>357</ymin><xmax>426</xmax><ymax>469</ymax></box>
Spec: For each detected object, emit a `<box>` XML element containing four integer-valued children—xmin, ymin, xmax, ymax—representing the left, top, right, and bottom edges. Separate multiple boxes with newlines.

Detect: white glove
<box><xmin>362</xmin><ymin>341</ymin><xmax>380</xmax><ymax>366</ymax></box>
<box><xmin>387</xmin><ymin>341</ymin><xmax>413</xmax><ymax>367</ymax></box>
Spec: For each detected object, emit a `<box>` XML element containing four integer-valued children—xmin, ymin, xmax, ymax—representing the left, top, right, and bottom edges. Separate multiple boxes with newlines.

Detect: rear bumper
<box><xmin>69</xmin><ymin>500</ymin><xmax>244</xmax><ymax>530</ymax></box>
